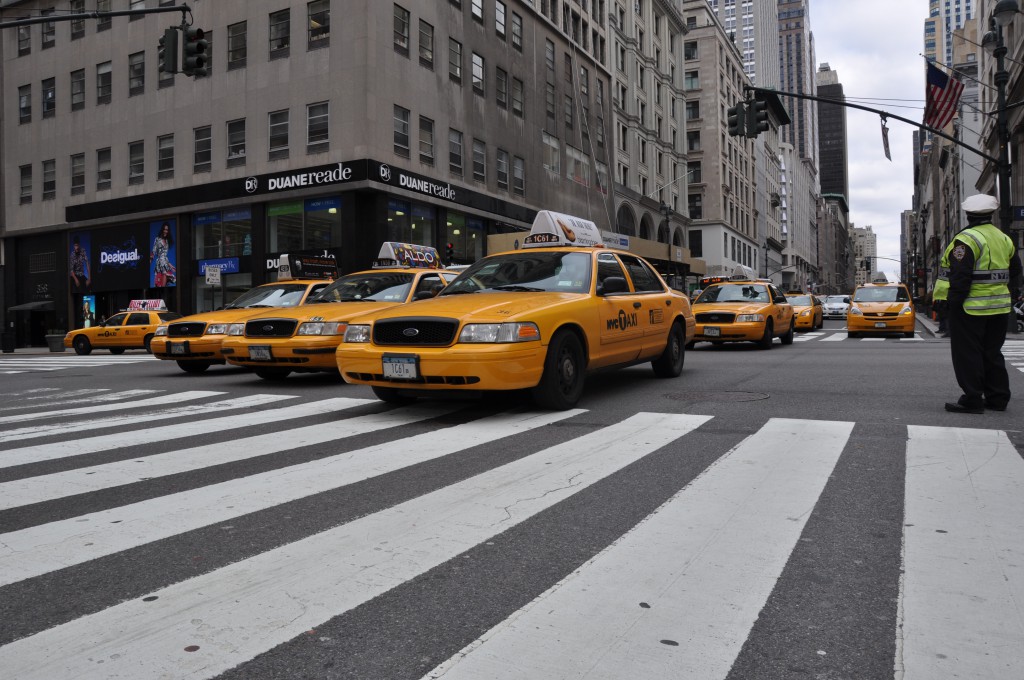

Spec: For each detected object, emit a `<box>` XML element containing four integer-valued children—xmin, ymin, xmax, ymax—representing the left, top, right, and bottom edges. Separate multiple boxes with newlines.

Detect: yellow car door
<box><xmin>594</xmin><ymin>253</ymin><xmax>643</xmax><ymax>367</ymax></box>
<box><xmin>95</xmin><ymin>312</ymin><xmax>129</xmax><ymax>348</ymax></box>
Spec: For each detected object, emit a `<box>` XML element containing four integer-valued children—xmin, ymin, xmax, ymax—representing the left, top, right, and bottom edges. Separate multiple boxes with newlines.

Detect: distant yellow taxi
<box><xmin>336</xmin><ymin>211</ymin><xmax>695</xmax><ymax>410</ymax></box>
<box><xmin>846</xmin><ymin>279</ymin><xmax>916</xmax><ymax>338</ymax></box>
<box><xmin>786</xmin><ymin>292</ymin><xmax>823</xmax><ymax>330</ymax></box>
<box><xmin>221</xmin><ymin>243</ymin><xmax>459</xmax><ymax>380</ymax></box>
<box><xmin>691</xmin><ymin>270</ymin><xmax>795</xmax><ymax>348</ymax></box>
<box><xmin>65</xmin><ymin>301</ymin><xmax>182</xmax><ymax>355</ymax></box>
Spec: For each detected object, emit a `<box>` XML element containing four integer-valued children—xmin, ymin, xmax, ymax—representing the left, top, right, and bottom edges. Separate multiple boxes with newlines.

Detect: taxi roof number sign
<box><xmin>523</xmin><ymin>210</ymin><xmax>604</xmax><ymax>248</ymax></box>
<box><xmin>375</xmin><ymin>242</ymin><xmax>443</xmax><ymax>269</ymax></box>
<box><xmin>278</xmin><ymin>254</ymin><xmax>339</xmax><ymax>281</ymax></box>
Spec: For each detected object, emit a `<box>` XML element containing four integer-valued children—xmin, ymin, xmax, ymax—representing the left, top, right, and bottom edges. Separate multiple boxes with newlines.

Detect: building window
<box><xmin>687</xmin><ymin>130</ymin><xmax>700</xmax><ymax>152</ymax></box>
<box><xmin>448</xmin><ymin>39</ymin><xmax>462</xmax><ymax>83</ymax></box>
<box><xmin>130</xmin><ymin>0</ymin><xmax>145</xmax><ymax>20</ymax></box>
<box><xmin>97</xmin><ymin>61</ymin><xmax>112</xmax><ymax>104</ymax></box>
<box><xmin>42</xmin><ymin>78</ymin><xmax>56</xmax><ymax>118</ymax></box>
<box><xmin>157</xmin><ymin>134</ymin><xmax>174</xmax><ymax>179</ymax></box>
<box><xmin>307</xmin><ymin>102</ymin><xmax>329</xmax><ymax>152</ymax></box>
<box><xmin>471</xmin><ymin>53</ymin><xmax>485</xmax><ymax>95</ymax></box>
<box><xmin>308</xmin><ymin>0</ymin><xmax>330</xmax><ymax>47</ymax></box>
<box><xmin>419</xmin><ymin>116</ymin><xmax>435</xmax><ymax>166</ymax></box>
<box><xmin>70</xmin><ymin>69</ymin><xmax>85</xmax><ymax>111</ymax></box>
<box><xmin>194</xmin><ymin>126</ymin><xmax>211</xmax><ymax>173</ymax></box>
<box><xmin>684</xmin><ymin>41</ymin><xmax>697</xmax><ymax>60</ymax></box>
<box><xmin>689</xmin><ymin>196</ymin><xmax>703</xmax><ymax>221</ymax></box>
<box><xmin>449</xmin><ymin>128</ymin><xmax>464</xmax><ymax>176</ymax></box>
<box><xmin>545</xmin><ymin>83</ymin><xmax>556</xmax><ymax>129</ymax></box>
<box><xmin>566</xmin><ymin>145</ymin><xmax>591</xmax><ymax>186</ymax></box>
<box><xmin>20</xmin><ymin>165</ymin><xmax>32</xmax><ymax>204</ymax></box>
<box><xmin>393</xmin><ymin>105</ymin><xmax>411</xmax><ymax>157</ymax></box>
<box><xmin>511</xmin><ymin>77</ymin><xmax>524</xmax><ymax>117</ymax></box>
<box><xmin>18</xmin><ymin>85</ymin><xmax>31</xmax><ymax>123</ymax></box>
<box><xmin>18</xmin><ymin>25</ymin><xmax>31</xmax><ymax>56</ymax></box>
<box><xmin>394</xmin><ymin>4</ymin><xmax>410</xmax><ymax>55</ymax></box>
<box><xmin>684</xmin><ymin>70</ymin><xmax>699</xmax><ymax>90</ymax></box>
<box><xmin>496</xmin><ymin>149</ymin><xmax>509</xmax><ymax>190</ymax></box>
<box><xmin>512</xmin><ymin>156</ymin><xmax>525</xmax><ymax>195</ymax></box>
<box><xmin>42</xmin><ymin>159</ymin><xmax>56</xmax><ymax>200</ymax></box>
<box><xmin>418</xmin><ymin>20</ymin><xmax>434</xmax><ymax>68</ymax></box>
<box><xmin>129</xmin><ymin>141</ymin><xmax>144</xmax><ymax>184</ymax></box>
<box><xmin>472</xmin><ymin>0</ymin><xmax>484</xmax><ymax>22</ymax></box>
<box><xmin>269</xmin><ymin>110</ymin><xmax>290</xmax><ymax>159</ymax></box>
<box><xmin>542</xmin><ymin>131</ymin><xmax>559</xmax><ymax>173</ymax></box>
<box><xmin>495</xmin><ymin>1</ymin><xmax>506</xmax><ymax>37</ymax></box>
<box><xmin>496</xmin><ymin>68</ymin><xmax>508</xmax><ymax>109</ymax></box>
<box><xmin>564</xmin><ymin>94</ymin><xmax>574</xmax><ymax>129</ymax></box>
<box><xmin>511</xmin><ymin>12</ymin><xmax>522</xmax><ymax>50</ymax></box>
<box><xmin>71</xmin><ymin>153</ymin><xmax>85</xmax><ymax>194</ymax></box>
<box><xmin>689</xmin><ymin>160</ymin><xmax>701</xmax><ymax>183</ymax></box>
<box><xmin>686</xmin><ymin>100</ymin><xmax>699</xmax><ymax>121</ymax></box>
<box><xmin>269</xmin><ymin>9</ymin><xmax>290</xmax><ymax>57</ymax></box>
<box><xmin>129</xmin><ymin>52</ymin><xmax>145</xmax><ymax>95</ymax></box>
<box><xmin>96</xmin><ymin>0</ymin><xmax>111</xmax><ymax>31</ymax></box>
<box><xmin>227</xmin><ymin>119</ymin><xmax>246</xmax><ymax>167</ymax></box>
<box><xmin>97</xmin><ymin>147</ymin><xmax>111</xmax><ymax>189</ymax></box>
<box><xmin>472</xmin><ymin>139</ymin><xmax>486</xmax><ymax>182</ymax></box>
<box><xmin>228</xmin><ymin>21</ymin><xmax>247</xmax><ymax>69</ymax></box>
<box><xmin>41</xmin><ymin>8</ymin><xmax>55</xmax><ymax>49</ymax></box>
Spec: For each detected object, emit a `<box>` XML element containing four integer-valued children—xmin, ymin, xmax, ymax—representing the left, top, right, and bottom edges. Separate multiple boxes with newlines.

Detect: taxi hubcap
<box><xmin>560</xmin><ymin>355</ymin><xmax>576</xmax><ymax>385</ymax></box>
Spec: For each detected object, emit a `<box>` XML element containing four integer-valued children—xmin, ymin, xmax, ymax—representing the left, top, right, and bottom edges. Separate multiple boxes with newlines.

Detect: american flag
<box><xmin>924</xmin><ymin>62</ymin><xmax>964</xmax><ymax>131</ymax></box>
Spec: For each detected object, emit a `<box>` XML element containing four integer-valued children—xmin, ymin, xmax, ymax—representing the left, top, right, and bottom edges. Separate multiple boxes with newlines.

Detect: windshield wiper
<box><xmin>440</xmin><ymin>289</ymin><xmax>480</xmax><ymax>295</ymax></box>
<box><xmin>491</xmin><ymin>285</ymin><xmax>546</xmax><ymax>292</ymax></box>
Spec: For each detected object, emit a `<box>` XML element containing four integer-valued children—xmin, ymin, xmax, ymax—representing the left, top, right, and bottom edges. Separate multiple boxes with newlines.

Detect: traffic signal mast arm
<box><xmin>0</xmin><ymin>3</ymin><xmax>191</xmax><ymax>29</ymax></box>
<box><xmin>744</xmin><ymin>86</ymin><xmax>1001</xmax><ymax>166</ymax></box>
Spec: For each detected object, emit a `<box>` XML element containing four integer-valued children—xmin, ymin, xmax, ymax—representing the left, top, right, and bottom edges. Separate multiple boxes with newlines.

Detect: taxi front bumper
<box><xmin>794</xmin><ymin>312</ymin><xmax>817</xmax><ymax>329</ymax></box>
<box><xmin>153</xmin><ymin>336</ymin><xmax>228</xmax><ymax>362</ymax></box>
<box><xmin>693</xmin><ymin>321</ymin><xmax>766</xmax><ymax>342</ymax></box>
<box><xmin>336</xmin><ymin>342</ymin><xmax>547</xmax><ymax>391</ymax></box>
<box><xmin>222</xmin><ymin>336</ymin><xmax>342</xmax><ymax>371</ymax></box>
<box><xmin>846</xmin><ymin>314</ymin><xmax>915</xmax><ymax>333</ymax></box>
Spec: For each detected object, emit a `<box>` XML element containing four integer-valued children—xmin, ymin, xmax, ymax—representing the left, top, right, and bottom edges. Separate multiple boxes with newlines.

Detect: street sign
<box><xmin>205</xmin><ymin>265</ymin><xmax>221</xmax><ymax>285</ymax></box>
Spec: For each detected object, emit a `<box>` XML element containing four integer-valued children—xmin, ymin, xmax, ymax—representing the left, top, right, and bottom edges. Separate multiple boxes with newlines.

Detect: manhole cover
<box><xmin>663</xmin><ymin>391</ymin><xmax>770</xmax><ymax>403</ymax></box>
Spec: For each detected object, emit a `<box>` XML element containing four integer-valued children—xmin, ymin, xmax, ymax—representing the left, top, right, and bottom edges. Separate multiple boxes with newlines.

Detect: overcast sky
<box><xmin>807</xmin><ymin>0</ymin><xmax>931</xmax><ymax>281</ymax></box>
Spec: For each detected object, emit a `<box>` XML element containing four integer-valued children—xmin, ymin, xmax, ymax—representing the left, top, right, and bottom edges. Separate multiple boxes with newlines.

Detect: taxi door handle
<box><xmin>633</xmin><ymin>302</ymin><xmax>642</xmax><ymax>309</ymax></box>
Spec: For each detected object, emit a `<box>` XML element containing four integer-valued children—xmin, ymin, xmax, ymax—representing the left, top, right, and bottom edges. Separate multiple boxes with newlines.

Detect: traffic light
<box><xmin>181</xmin><ymin>26</ymin><xmax>208</xmax><ymax>77</ymax></box>
<box><xmin>158</xmin><ymin>27</ymin><xmax>178</xmax><ymax>75</ymax></box>
<box><xmin>746</xmin><ymin>96</ymin><xmax>769</xmax><ymax>137</ymax></box>
<box><xmin>727</xmin><ymin>102</ymin><xmax>747</xmax><ymax>137</ymax></box>
<box><xmin>863</xmin><ymin>258</ymin><xmax>871</xmax><ymax>271</ymax></box>
<box><xmin>445</xmin><ymin>243</ymin><xmax>455</xmax><ymax>262</ymax></box>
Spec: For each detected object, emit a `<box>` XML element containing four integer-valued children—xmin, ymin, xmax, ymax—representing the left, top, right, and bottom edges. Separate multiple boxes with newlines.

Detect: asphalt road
<box><xmin>0</xmin><ymin>320</ymin><xmax>1022</xmax><ymax>680</ymax></box>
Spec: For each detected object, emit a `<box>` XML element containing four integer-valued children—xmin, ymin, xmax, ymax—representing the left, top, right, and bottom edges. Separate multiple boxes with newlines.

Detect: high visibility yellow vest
<box><xmin>931</xmin><ymin>224</ymin><xmax>1013</xmax><ymax>315</ymax></box>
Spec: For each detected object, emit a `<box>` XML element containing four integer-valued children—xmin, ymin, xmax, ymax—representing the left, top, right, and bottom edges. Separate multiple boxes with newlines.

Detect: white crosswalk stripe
<box><xmin>0</xmin><ymin>389</ymin><xmax>1020</xmax><ymax>680</ymax></box>
<box><xmin>0</xmin><ymin>354</ymin><xmax>156</xmax><ymax>374</ymax></box>
<box><xmin>1004</xmin><ymin>339</ymin><xmax>1024</xmax><ymax>374</ymax></box>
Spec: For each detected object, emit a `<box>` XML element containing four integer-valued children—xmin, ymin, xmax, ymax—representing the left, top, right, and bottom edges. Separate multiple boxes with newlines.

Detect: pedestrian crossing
<box><xmin>0</xmin><ymin>389</ymin><xmax>1021</xmax><ymax>679</ymax></box>
<box><xmin>0</xmin><ymin>353</ymin><xmax>156</xmax><ymax>374</ymax></box>
<box><xmin>1005</xmin><ymin>339</ymin><xmax>1024</xmax><ymax>375</ymax></box>
<box><xmin>792</xmin><ymin>330</ymin><xmax>923</xmax><ymax>342</ymax></box>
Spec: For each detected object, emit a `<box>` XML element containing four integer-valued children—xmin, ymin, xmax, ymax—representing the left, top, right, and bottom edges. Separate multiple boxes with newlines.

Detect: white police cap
<box><xmin>962</xmin><ymin>194</ymin><xmax>998</xmax><ymax>214</ymax></box>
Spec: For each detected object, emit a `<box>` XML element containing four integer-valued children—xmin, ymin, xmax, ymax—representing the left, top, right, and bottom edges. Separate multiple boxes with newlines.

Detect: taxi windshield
<box><xmin>695</xmin><ymin>283</ymin><xmax>770</xmax><ymax>303</ymax></box>
<box><xmin>226</xmin><ymin>284</ymin><xmax>312</xmax><ymax>308</ymax></box>
<box><xmin>311</xmin><ymin>272</ymin><xmax>415</xmax><ymax>303</ymax></box>
<box><xmin>442</xmin><ymin>252</ymin><xmax>593</xmax><ymax>294</ymax></box>
<box><xmin>788</xmin><ymin>295</ymin><xmax>813</xmax><ymax>306</ymax></box>
<box><xmin>853</xmin><ymin>286</ymin><xmax>910</xmax><ymax>303</ymax></box>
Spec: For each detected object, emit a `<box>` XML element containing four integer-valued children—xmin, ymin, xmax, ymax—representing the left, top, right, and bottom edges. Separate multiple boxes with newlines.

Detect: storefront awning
<box><xmin>7</xmin><ymin>301</ymin><xmax>55</xmax><ymax>312</ymax></box>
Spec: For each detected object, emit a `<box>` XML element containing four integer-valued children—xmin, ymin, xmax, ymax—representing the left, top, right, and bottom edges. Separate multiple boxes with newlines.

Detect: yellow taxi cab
<box><xmin>690</xmin><ymin>269</ymin><xmax>795</xmax><ymax>349</ymax></box>
<box><xmin>221</xmin><ymin>243</ymin><xmax>460</xmax><ymax>380</ymax></box>
<box><xmin>151</xmin><ymin>255</ymin><xmax>337</xmax><ymax>373</ymax></box>
<box><xmin>64</xmin><ymin>300</ymin><xmax>182</xmax><ymax>355</ymax></box>
<box><xmin>335</xmin><ymin>211</ymin><xmax>696</xmax><ymax>410</ymax></box>
<box><xmin>846</xmin><ymin>278</ymin><xmax>916</xmax><ymax>338</ymax></box>
<box><xmin>786</xmin><ymin>291</ymin><xmax>823</xmax><ymax>330</ymax></box>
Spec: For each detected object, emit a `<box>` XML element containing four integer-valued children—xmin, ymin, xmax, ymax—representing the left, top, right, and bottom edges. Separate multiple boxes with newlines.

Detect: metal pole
<box><xmin>993</xmin><ymin>19</ymin><xmax>1020</xmax><ymax>333</ymax></box>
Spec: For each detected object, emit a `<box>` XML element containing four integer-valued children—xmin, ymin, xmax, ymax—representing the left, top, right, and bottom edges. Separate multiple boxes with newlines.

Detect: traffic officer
<box><xmin>934</xmin><ymin>194</ymin><xmax>1022</xmax><ymax>413</ymax></box>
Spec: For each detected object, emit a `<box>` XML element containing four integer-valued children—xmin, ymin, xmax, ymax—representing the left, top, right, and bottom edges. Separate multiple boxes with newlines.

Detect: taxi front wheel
<box><xmin>758</xmin><ymin>320</ymin><xmax>774</xmax><ymax>350</ymax></box>
<box><xmin>780</xmin><ymin>320</ymin><xmax>795</xmax><ymax>345</ymax></box>
<box><xmin>652</xmin><ymin>322</ymin><xmax>685</xmax><ymax>378</ymax></box>
<box><xmin>73</xmin><ymin>336</ymin><xmax>92</xmax><ymax>356</ymax></box>
<box><xmin>532</xmin><ymin>330</ymin><xmax>585</xmax><ymax>410</ymax></box>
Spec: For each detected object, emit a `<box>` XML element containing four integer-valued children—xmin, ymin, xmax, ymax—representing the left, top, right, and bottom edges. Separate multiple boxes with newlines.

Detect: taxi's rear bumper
<box><xmin>221</xmin><ymin>337</ymin><xmax>342</xmax><ymax>371</ymax></box>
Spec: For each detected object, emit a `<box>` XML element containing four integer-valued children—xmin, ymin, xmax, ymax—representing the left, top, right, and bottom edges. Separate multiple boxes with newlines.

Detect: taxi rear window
<box><xmin>853</xmin><ymin>287</ymin><xmax>910</xmax><ymax>303</ymax></box>
<box><xmin>696</xmin><ymin>283</ymin><xmax>770</xmax><ymax>303</ymax></box>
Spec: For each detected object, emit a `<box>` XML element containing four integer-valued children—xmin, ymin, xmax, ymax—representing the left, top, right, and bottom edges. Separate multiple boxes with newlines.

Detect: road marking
<box><xmin>423</xmin><ymin>418</ymin><xmax>854</xmax><ymax>680</ymax></box>
<box><xmin>821</xmin><ymin>333</ymin><xmax>846</xmax><ymax>341</ymax></box>
<box><xmin>793</xmin><ymin>332</ymin><xmax>825</xmax><ymax>342</ymax></box>
<box><xmin>861</xmin><ymin>337</ymin><xmax>886</xmax><ymax>342</ymax></box>
<box><xmin>0</xmin><ymin>412</ymin><xmax>710</xmax><ymax>680</ymax></box>
<box><xmin>899</xmin><ymin>426</ymin><xmax>1024</xmax><ymax>679</ymax></box>
<box><xmin>0</xmin><ymin>391</ymin><xmax>221</xmax><ymax>425</ymax></box>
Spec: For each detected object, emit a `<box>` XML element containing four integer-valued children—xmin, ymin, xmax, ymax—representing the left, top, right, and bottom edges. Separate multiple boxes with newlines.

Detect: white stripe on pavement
<box><xmin>0</xmin><ymin>391</ymin><xmax>220</xmax><ymax>425</ymax></box>
<box><xmin>861</xmin><ymin>337</ymin><xmax>886</xmax><ymax>342</ymax></box>
<box><xmin>423</xmin><ymin>418</ymin><xmax>854</xmax><ymax>680</ymax></box>
<box><xmin>822</xmin><ymin>333</ymin><xmax>846</xmax><ymax>341</ymax></box>
<box><xmin>898</xmin><ymin>426</ymin><xmax>1024</xmax><ymax>680</ymax></box>
<box><xmin>0</xmin><ymin>407</ymin><xmax>585</xmax><ymax>586</ymax></box>
<box><xmin>0</xmin><ymin>412</ymin><xmax>707</xmax><ymax>680</ymax></box>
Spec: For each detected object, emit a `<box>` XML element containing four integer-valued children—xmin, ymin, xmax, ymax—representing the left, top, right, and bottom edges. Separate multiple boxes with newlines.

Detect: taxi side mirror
<box><xmin>599</xmin><ymin>276</ymin><xmax>629</xmax><ymax>295</ymax></box>
<box><xmin>843</xmin><ymin>297</ymin><xmax>850</xmax><ymax>304</ymax></box>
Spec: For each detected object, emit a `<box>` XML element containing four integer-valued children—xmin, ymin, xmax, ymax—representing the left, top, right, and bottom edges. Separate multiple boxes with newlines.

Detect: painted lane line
<box><xmin>0</xmin><ymin>391</ymin><xmax>220</xmax><ymax>425</ymax></box>
<box><xmin>821</xmin><ymin>333</ymin><xmax>846</xmax><ymax>341</ymax></box>
<box><xmin>422</xmin><ymin>418</ymin><xmax>854</xmax><ymax>680</ymax></box>
<box><xmin>0</xmin><ymin>412</ymin><xmax>706</xmax><ymax>680</ymax></box>
<box><xmin>0</xmin><ymin>407</ymin><xmax>585</xmax><ymax>587</ymax></box>
<box><xmin>899</xmin><ymin>426</ymin><xmax>1024</xmax><ymax>680</ymax></box>
<box><xmin>861</xmin><ymin>337</ymin><xmax>886</xmax><ymax>342</ymax></box>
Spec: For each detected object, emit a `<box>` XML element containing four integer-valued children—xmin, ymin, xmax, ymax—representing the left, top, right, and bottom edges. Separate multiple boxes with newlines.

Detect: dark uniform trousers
<box><xmin>947</xmin><ymin>305</ymin><xmax>1011</xmax><ymax>408</ymax></box>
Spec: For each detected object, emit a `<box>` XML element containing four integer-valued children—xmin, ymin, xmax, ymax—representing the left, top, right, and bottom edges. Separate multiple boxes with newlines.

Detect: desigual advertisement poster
<box><xmin>81</xmin><ymin>219</ymin><xmax>177</xmax><ymax>292</ymax></box>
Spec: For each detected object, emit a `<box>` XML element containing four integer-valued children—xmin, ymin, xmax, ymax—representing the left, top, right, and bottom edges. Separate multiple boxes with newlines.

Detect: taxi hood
<box><xmin>169</xmin><ymin>308</ymin><xmax>284</xmax><ymax>324</ymax></box>
<box><xmin>244</xmin><ymin>300</ymin><xmax>406</xmax><ymax>322</ymax></box>
<box><xmin>854</xmin><ymin>301</ymin><xmax>911</xmax><ymax>313</ymax></box>
<box><xmin>357</xmin><ymin>291</ymin><xmax>585</xmax><ymax>323</ymax></box>
<box><xmin>695</xmin><ymin>301</ymin><xmax>777</xmax><ymax>315</ymax></box>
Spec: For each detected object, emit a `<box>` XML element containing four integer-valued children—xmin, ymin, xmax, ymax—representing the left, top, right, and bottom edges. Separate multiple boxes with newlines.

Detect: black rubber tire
<box><xmin>652</xmin><ymin>322</ymin><xmax>685</xmax><ymax>378</ymax></box>
<box><xmin>758</xmin><ymin>320</ymin><xmax>774</xmax><ymax>350</ymax></box>
<box><xmin>531</xmin><ymin>330</ymin><xmax>586</xmax><ymax>410</ymax></box>
<box><xmin>847</xmin><ymin>331</ymin><xmax>859</xmax><ymax>338</ymax></box>
<box><xmin>780</xmin><ymin>320</ymin><xmax>795</xmax><ymax>345</ymax></box>
<box><xmin>178</xmin><ymin>361</ymin><xmax>213</xmax><ymax>374</ymax></box>
<box><xmin>685</xmin><ymin>340</ymin><xmax>696</xmax><ymax>350</ymax></box>
<box><xmin>371</xmin><ymin>385</ymin><xmax>417</xmax><ymax>403</ymax></box>
<box><xmin>254</xmin><ymin>368</ymin><xmax>291</xmax><ymax>381</ymax></box>
<box><xmin>903</xmin><ymin>331</ymin><xmax>916</xmax><ymax>339</ymax></box>
<box><xmin>143</xmin><ymin>334</ymin><xmax>154</xmax><ymax>353</ymax></box>
<box><xmin>73</xmin><ymin>336</ymin><xmax>92</xmax><ymax>356</ymax></box>
<box><xmin>109</xmin><ymin>347</ymin><xmax>126</xmax><ymax>355</ymax></box>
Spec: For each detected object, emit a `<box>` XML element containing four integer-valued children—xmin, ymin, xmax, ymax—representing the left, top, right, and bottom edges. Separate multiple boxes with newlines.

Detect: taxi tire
<box><xmin>372</xmin><ymin>385</ymin><xmax>417</xmax><ymax>404</ymax></box>
<box><xmin>531</xmin><ymin>330</ymin><xmax>586</xmax><ymax>410</ymax></box>
<box><xmin>652</xmin><ymin>322</ymin><xmax>685</xmax><ymax>378</ymax></box>
<box><xmin>758</xmin><ymin>320</ymin><xmax>774</xmax><ymax>350</ymax></box>
<box><xmin>143</xmin><ymin>334</ymin><xmax>154</xmax><ymax>353</ymax></box>
<box><xmin>177</xmin><ymin>361</ymin><xmax>212</xmax><ymax>374</ymax></box>
<box><xmin>73</xmin><ymin>336</ymin><xmax>92</xmax><ymax>356</ymax></box>
<box><xmin>780</xmin><ymin>321</ymin><xmax>795</xmax><ymax>345</ymax></box>
<box><xmin>109</xmin><ymin>348</ymin><xmax>126</xmax><ymax>355</ymax></box>
<box><xmin>254</xmin><ymin>368</ymin><xmax>292</xmax><ymax>381</ymax></box>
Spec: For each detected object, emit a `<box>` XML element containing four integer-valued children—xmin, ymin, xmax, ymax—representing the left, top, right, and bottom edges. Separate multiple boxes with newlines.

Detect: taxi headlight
<box><xmin>735</xmin><ymin>314</ymin><xmax>764</xmax><ymax>323</ymax></box>
<box><xmin>206</xmin><ymin>323</ymin><xmax>228</xmax><ymax>335</ymax></box>
<box><xmin>459</xmin><ymin>322</ymin><xmax>541</xmax><ymax>343</ymax></box>
<box><xmin>900</xmin><ymin>306</ymin><xmax>913</xmax><ymax>315</ymax></box>
<box><xmin>227</xmin><ymin>323</ymin><xmax>245</xmax><ymax>336</ymax></box>
<box><xmin>299</xmin><ymin>321</ymin><xmax>348</xmax><ymax>335</ymax></box>
<box><xmin>344</xmin><ymin>325</ymin><xmax>372</xmax><ymax>343</ymax></box>
<box><xmin>799</xmin><ymin>309</ymin><xmax>811</xmax><ymax>317</ymax></box>
<box><xmin>154</xmin><ymin>325</ymin><xmax>168</xmax><ymax>337</ymax></box>
<box><xmin>849</xmin><ymin>307</ymin><xmax>863</xmax><ymax>316</ymax></box>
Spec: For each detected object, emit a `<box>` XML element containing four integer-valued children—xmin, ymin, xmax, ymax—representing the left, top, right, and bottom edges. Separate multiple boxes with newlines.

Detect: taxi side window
<box><xmin>309</xmin><ymin>283</ymin><xmax>330</xmax><ymax>297</ymax></box>
<box><xmin>127</xmin><ymin>313</ymin><xmax>151</xmax><ymax>325</ymax></box>
<box><xmin>771</xmin><ymin>287</ymin><xmax>786</xmax><ymax>303</ymax></box>
<box><xmin>596</xmin><ymin>254</ymin><xmax>628</xmax><ymax>291</ymax></box>
<box><xmin>619</xmin><ymin>255</ymin><xmax>665</xmax><ymax>293</ymax></box>
<box><xmin>104</xmin><ymin>313</ymin><xmax>128</xmax><ymax>326</ymax></box>
<box><xmin>896</xmin><ymin>287</ymin><xmax>910</xmax><ymax>302</ymax></box>
<box><xmin>413</xmin><ymin>274</ymin><xmax>445</xmax><ymax>299</ymax></box>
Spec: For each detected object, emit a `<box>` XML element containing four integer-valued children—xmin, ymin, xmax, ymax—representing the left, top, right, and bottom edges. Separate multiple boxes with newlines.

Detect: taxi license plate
<box><xmin>170</xmin><ymin>342</ymin><xmax>186</xmax><ymax>355</ymax></box>
<box><xmin>383</xmin><ymin>355</ymin><xmax>418</xmax><ymax>380</ymax></box>
<box><xmin>704</xmin><ymin>327</ymin><xmax>721</xmax><ymax>337</ymax></box>
<box><xmin>249</xmin><ymin>345</ymin><xmax>272</xmax><ymax>361</ymax></box>
<box><xmin>874</xmin><ymin>322</ymin><xmax>887</xmax><ymax>328</ymax></box>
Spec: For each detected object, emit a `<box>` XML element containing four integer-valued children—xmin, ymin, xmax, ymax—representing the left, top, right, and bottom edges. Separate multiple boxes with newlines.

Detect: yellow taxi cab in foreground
<box><xmin>65</xmin><ymin>300</ymin><xmax>182</xmax><ymax>355</ymax></box>
<box><xmin>787</xmin><ymin>292</ymin><xmax>824</xmax><ymax>330</ymax></box>
<box><xmin>336</xmin><ymin>211</ymin><xmax>695</xmax><ymax>410</ymax></box>
<box><xmin>846</xmin><ymin>278</ymin><xmax>916</xmax><ymax>338</ymax></box>
<box><xmin>221</xmin><ymin>243</ymin><xmax>460</xmax><ymax>380</ymax></box>
<box><xmin>690</xmin><ymin>269</ymin><xmax>795</xmax><ymax>349</ymax></box>
<box><xmin>151</xmin><ymin>255</ymin><xmax>336</xmax><ymax>373</ymax></box>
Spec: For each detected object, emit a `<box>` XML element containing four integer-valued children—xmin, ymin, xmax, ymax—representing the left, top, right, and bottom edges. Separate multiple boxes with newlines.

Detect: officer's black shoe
<box><xmin>945</xmin><ymin>402</ymin><xmax>985</xmax><ymax>414</ymax></box>
<box><xmin>983</xmin><ymin>401</ymin><xmax>1008</xmax><ymax>411</ymax></box>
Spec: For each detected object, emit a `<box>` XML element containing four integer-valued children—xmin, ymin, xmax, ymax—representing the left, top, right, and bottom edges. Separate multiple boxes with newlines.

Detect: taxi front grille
<box><xmin>245</xmin><ymin>319</ymin><xmax>298</xmax><ymax>338</ymax></box>
<box><xmin>168</xmin><ymin>322</ymin><xmax>206</xmax><ymax>337</ymax></box>
<box><xmin>373</xmin><ymin>318</ymin><xmax>458</xmax><ymax>346</ymax></box>
<box><xmin>862</xmin><ymin>312</ymin><xmax>900</xmax><ymax>319</ymax></box>
<box><xmin>696</xmin><ymin>312</ymin><xmax>736</xmax><ymax>324</ymax></box>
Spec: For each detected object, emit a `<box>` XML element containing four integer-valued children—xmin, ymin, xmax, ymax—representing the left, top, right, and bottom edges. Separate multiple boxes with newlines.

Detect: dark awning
<box><xmin>7</xmin><ymin>301</ymin><xmax>55</xmax><ymax>312</ymax></box>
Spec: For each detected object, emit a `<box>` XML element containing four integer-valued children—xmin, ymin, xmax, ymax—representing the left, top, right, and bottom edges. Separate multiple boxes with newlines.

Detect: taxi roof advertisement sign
<box><xmin>279</xmin><ymin>253</ymin><xmax>338</xmax><ymax>280</ymax></box>
<box><xmin>377</xmin><ymin>242</ymin><xmax>442</xmax><ymax>268</ymax></box>
<box><xmin>523</xmin><ymin>211</ymin><xmax>603</xmax><ymax>248</ymax></box>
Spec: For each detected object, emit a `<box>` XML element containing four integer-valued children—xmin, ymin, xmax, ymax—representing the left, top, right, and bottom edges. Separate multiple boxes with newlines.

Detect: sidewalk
<box><xmin>917</xmin><ymin>313</ymin><xmax>943</xmax><ymax>338</ymax></box>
